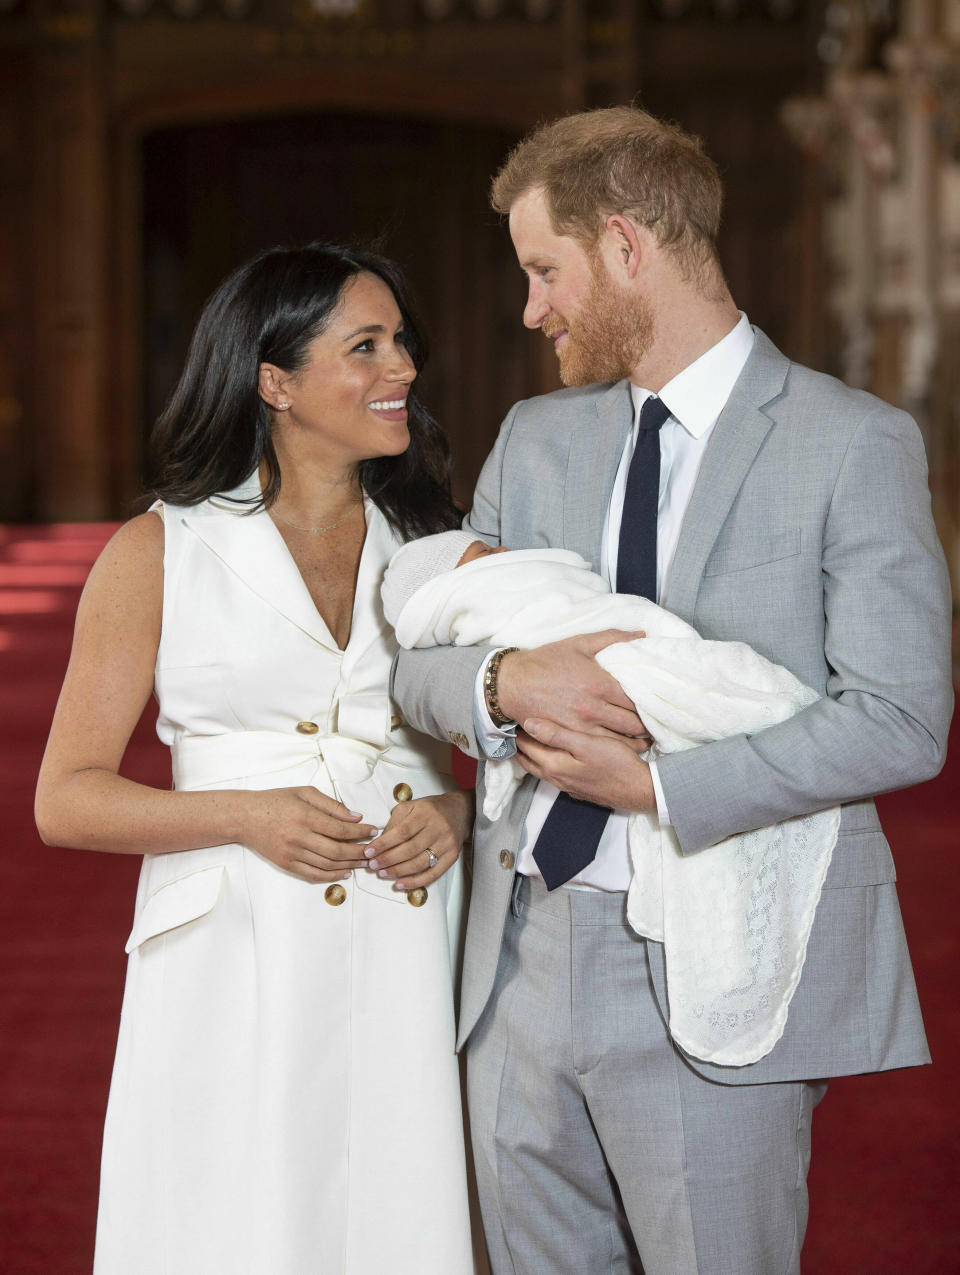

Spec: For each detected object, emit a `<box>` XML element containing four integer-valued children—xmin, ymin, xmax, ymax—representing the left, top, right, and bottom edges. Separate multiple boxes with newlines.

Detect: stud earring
<box><xmin>277</xmin><ymin>401</ymin><xmax>289</xmax><ymax>410</ymax></box>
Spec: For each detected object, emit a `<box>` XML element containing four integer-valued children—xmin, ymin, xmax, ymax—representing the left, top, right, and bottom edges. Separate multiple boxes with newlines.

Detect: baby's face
<box><xmin>457</xmin><ymin>541</ymin><xmax>510</xmax><ymax>568</ymax></box>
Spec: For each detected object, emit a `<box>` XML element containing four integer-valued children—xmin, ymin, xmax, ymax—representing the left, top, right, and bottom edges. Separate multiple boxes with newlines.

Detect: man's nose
<box><xmin>523</xmin><ymin>284</ymin><xmax>549</xmax><ymax>330</ymax></box>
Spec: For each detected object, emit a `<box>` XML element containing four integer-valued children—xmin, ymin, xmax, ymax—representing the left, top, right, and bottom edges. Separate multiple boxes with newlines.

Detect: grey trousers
<box><xmin>466</xmin><ymin>876</ymin><xmax>827</xmax><ymax>1275</ymax></box>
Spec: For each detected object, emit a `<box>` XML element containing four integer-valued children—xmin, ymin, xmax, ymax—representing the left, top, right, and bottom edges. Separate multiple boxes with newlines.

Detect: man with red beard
<box><xmin>392</xmin><ymin>106</ymin><xmax>952</xmax><ymax>1275</ymax></box>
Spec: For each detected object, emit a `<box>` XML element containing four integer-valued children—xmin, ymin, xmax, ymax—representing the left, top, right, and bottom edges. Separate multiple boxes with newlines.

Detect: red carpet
<box><xmin>1</xmin><ymin>523</ymin><xmax>957</xmax><ymax>1273</ymax></box>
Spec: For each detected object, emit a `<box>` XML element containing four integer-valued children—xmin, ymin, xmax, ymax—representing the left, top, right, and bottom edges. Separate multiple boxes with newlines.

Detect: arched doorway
<box><xmin>134</xmin><ymin>109</ymin><xmax>548</xmax><ymax>508</ymax></box>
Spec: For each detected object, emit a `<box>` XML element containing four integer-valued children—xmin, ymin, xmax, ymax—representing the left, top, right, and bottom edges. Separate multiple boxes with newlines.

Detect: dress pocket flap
<box><xmin>353</xmin><ymin>870</ymin><xmax>412</xmax><ymax>904</ymax></box>
<box><xmin>124</xmin><ymin>864</ymin><xmax>226</xmax><ymax>952</ymax></box>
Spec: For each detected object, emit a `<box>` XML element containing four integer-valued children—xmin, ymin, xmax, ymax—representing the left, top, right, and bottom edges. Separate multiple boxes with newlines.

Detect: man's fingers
<box><xmin>584</xmin><ymin>720</ymin><xmax>653</xmax><ymax>747</ymax></box>
<box><xmin>514</xmin><ymin>748</ymin><xmax>548</xmax><ymax>782</ymax></box>
<box><xmin>577</xmin><ymin>704</ymin><xmax>646</xmax><ymax>736</ymax></box>
<box><xmin>521</xmin><ymin>718</ymin><xmax>576</xmax><ymax>751</ymax></box>
<box><xmin>565</xmin><ymin>660</ymin><xmax>639</xmax><ymax>719</ymax></box>
<box><xmin>516</xmin><ymin>728</ymin><xmax>575</xmax><ymax>785</ymax></box>
<box><xmin>575</xmin><ymin>628</ymin><xmax>644</xmax><ymax>657</ymax></box>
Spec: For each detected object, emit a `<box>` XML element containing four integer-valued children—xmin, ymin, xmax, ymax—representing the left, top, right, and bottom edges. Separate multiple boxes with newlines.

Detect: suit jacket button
<box><xmin>407</xmin><ymin>887</ymin><xmax>428</xmax><ymax>907</ymax></box>
<box><xmin>296</xmin><ymin>720</ymin><xmax>319</xmax><ymax>735</ymax></box>
<box><xmin>324</xmin><ymin>884</ymin><xmax>347</xmax><ymax>906</ymax></box>
<box><xmin>448</xmin><ymin>730</ymin><xmax>470</xmax><ymax>750</ymax></box>
<box><xmin>499</xmin><ymin>850</ymin><xmax>515</xmax><ymax>870</ymax></box>
<box><xmin>393</xmin><ymin>782</ymin><xmax>413</xmax><ymax>802</ymax></box>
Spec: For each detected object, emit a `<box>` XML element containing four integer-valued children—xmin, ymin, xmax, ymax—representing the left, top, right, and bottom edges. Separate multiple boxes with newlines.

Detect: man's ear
<box><xmin>258</xmin><ymin>363</ymin><xmax>291</xmax><ymax>411</ymax></box>
<box><xmin>600</xmin><ymin>213</ymin><xmax>644</xmax><ymax>280</ymax></box>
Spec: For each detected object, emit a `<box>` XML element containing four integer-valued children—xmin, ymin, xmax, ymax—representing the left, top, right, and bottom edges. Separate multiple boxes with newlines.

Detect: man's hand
<box><xmin>515</xmin><ymin>718</ymin><xmax>658</xmax><ymax>813</ymax></box>
<box><xmin>496</xmin><ymin>631</ymin><xmax>650</xmax><ymax>739</ymax></box>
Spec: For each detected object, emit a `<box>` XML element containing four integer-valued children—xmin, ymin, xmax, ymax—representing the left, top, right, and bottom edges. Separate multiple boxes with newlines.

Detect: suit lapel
<box><xmin>181</xmin><ymin>476</ymin><xmax>341</xmax><ymax>651</ymax></box>
<box><xmin>564</xmin><ymin>380</ymin><xmax>633</xmax><ymax>568</ymax></box>
<box><xmin>661</xmin><ymin>330</ymin><xmax>790</xmax><ymax>621</ymax></box>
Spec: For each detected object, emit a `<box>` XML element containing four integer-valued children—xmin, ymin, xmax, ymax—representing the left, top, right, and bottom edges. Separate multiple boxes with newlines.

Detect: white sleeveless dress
<box><xmin>93</xmin><ymin>476</ymin><xmax>475</xmax><ymax>1274</ymax></box>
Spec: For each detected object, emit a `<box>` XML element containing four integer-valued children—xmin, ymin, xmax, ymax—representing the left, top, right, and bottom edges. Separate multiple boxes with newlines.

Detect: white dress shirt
<box><xmin>474</xmin><ymin>313</ymin><xmax>755</xmax><ymax>890</ymax></box>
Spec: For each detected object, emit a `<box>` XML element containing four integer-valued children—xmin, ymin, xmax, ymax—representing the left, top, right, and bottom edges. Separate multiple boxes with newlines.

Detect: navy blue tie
<box><xmin>532</xmin><ymin>394</ymin><xmax>669</xmax><ymax>890</ymax></box>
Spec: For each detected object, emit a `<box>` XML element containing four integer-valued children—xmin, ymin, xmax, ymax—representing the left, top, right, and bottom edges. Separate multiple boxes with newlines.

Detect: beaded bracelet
<box><xmin>484</xmin><ymin>647</ymin><xmax>519</xmax><ymax>728</ymax></box>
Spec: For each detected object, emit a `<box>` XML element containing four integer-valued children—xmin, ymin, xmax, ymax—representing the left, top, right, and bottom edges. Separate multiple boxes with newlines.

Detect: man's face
<box><xmin>508</xmin><ymin>187</ymin><xmax>653</xmax><ymax>386</ymax></box>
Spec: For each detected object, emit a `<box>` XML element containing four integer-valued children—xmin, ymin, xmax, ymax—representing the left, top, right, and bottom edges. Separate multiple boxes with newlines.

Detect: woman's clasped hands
<box><xmin>238</xmin><ymin>786</ymin><xmax>375</xmax><ymax>882</ymax></box>
<box><xmin>238</xmin><ymin>785</ymin><xmax>471</xmax><ymax>889</ymax></box>
<box><xmin>363</xmin><ymin>790</ymin><xmax>472</xmax><ymax>892</ymax></box>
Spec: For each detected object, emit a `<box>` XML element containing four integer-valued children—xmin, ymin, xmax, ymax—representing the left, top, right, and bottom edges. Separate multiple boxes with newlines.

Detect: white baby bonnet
<box><xmin>381</xmin><ymin>530</ymin><xmax>481</xmax><ymax>629</ymax></box>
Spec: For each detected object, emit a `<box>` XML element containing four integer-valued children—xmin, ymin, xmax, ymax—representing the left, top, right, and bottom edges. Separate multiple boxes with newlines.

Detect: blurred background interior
<box><xmin>1</xmin><ymin>1</ymin><xmax>959</xmax><ymax>1272</ymax></box>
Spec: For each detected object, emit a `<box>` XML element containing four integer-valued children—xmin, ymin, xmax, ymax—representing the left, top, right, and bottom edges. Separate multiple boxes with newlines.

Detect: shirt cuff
<box><xmin>473</xmin><ymin>652</ymin><xmax>518</xmax><ymax>761</ymax></box>
<box><xmin>647</xmin><ymin>758</ymin><xmax>672</xmax><ymax>826</ymax></box>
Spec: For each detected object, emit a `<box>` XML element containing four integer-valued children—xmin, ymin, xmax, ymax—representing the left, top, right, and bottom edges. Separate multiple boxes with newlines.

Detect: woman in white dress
<box><xmin>35</xmin><ymin>243</ymin><xmax>479</xmax><ymax>1273</ymax></box>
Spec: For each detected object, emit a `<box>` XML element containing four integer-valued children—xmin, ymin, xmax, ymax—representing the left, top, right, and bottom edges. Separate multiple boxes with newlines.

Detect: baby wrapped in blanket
<box><xmin>382</xmin><ymin>530</ymin><xmax>841</xmax><ymax>1067</ymax></box>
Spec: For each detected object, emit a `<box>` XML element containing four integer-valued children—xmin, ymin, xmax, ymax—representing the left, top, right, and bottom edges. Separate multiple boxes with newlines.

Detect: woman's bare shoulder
<box><xmin>94</xmin><ymin>509</ymin><xmax>162</xmax><ymax>567</ymax></box>
<box><xmin>79</xmin><ymin>510</ymin><xmax>164</xmax><ymax>619</ymax></box>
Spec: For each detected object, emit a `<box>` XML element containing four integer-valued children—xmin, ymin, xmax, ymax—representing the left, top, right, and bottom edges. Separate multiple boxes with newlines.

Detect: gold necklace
<box><xmin>271</xmin><ymin>499</ymin><xmax>361</xmax><ymax>537</ymax></box>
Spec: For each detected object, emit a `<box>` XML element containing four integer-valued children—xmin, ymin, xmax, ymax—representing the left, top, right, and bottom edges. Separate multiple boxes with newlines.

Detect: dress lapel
<box><xmin>564</xmin><ymin>380</ymin><xmax>634</xmax><ymax>568</ymax></box>
<box><xmin>661</xmin><ymin>329</ymin><xmax>791</xmax><ymax>622</ymax></box>
<box><xmin>339</xmin><ymin>497</ymin><xmax>401</xmax><ymax>672</ymax></box>
<box><xmin>180</xmin><ymin>474</ymin><xmax>341</xmax><ymax>651</ymax></box>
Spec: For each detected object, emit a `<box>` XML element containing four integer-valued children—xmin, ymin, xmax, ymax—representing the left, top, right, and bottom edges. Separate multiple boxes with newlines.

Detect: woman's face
<box><xmin>268</xmin><ymin>272</ymin><xmax>417</xmax><ymax>467</ymax></box>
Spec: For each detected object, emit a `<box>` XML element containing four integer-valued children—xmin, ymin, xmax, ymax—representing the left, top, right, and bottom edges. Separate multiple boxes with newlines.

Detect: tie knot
<box><xmin>639</xmin><ymin>395</ymin><xmax>670</xmax><ymax>432</ymax></box>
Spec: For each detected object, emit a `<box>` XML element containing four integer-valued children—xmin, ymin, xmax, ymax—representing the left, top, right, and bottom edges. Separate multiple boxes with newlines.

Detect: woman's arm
<box><xmin>35</xmin><ymin>513</ymin><xmax>376</xmax><ymax>881</ymax></box>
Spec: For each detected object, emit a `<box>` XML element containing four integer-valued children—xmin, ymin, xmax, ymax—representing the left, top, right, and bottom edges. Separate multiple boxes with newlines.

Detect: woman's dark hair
<box><xmin>146</xmin><ymin>242</ymin><xmax>461</xmax><ymax>541</ymax></box>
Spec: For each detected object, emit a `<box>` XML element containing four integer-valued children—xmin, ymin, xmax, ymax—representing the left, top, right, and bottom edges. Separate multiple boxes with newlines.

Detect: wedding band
<box><xmin>426</xmin><ymin>850</ymin><xmax>438</xmax><ymax>869</ymax></box>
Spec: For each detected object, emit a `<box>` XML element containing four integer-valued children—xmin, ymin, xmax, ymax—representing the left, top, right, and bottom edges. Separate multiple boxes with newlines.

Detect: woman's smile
<box><xmin>367</xmin><ymin>395</ymin><xmax>409</xmax><ymax>421</ymax></box>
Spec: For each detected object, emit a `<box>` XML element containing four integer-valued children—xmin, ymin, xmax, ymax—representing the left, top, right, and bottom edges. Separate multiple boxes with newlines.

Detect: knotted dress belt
<box><xmin>171</xmin><ymin>729</ymin><xmax>430</xmax><ymax>794</ymax></box>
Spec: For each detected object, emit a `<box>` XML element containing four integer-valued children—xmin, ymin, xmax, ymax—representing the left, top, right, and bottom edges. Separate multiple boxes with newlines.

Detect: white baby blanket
<box><xmin>393</xmin><ymin>548</ymin><xmax>840</xmax><ymax>1066</ymax></box>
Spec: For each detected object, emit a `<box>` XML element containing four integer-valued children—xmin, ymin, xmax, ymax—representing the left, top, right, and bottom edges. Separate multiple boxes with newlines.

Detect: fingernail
<box><xmin>393</xmin><ymin>881</ymin><xmax>407</xmax><ymax>892</ymax></box>
<box><xmin>342</xmin><ymin>872</ymin><xmax>351</xmax><ymax>879</ymax></box>
<box><xmin>363</xmin><ymin>846</ymin><xmax>376</xmax><ymax>858</ymax></box>
<box><xmin>525</xmin><ymin>719</ymin><xmax>541</xmax><ymax>733</ymax></box>
<box><xmin>377</xmin><ymin>869</ymin><xmax>388</xmax><ymax>878</ymax></box>
<box><xmin>368</xmin><ymin>858</ymin><xmax>379</xmax><ymax>870</ymax></box>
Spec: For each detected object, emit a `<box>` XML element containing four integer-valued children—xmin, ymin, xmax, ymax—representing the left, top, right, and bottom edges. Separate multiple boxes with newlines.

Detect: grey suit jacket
<box><xmin>393</xmin><ymin>329</ymin><xmax>954</xmax><ymax>1083</ymax></box>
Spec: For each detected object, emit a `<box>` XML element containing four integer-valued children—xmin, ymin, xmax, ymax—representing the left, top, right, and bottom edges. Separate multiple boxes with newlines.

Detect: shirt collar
<box><xmin>629</xmin><ymin>311</ymin><xmax>755</xmax><ymax>439</ymax></box>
